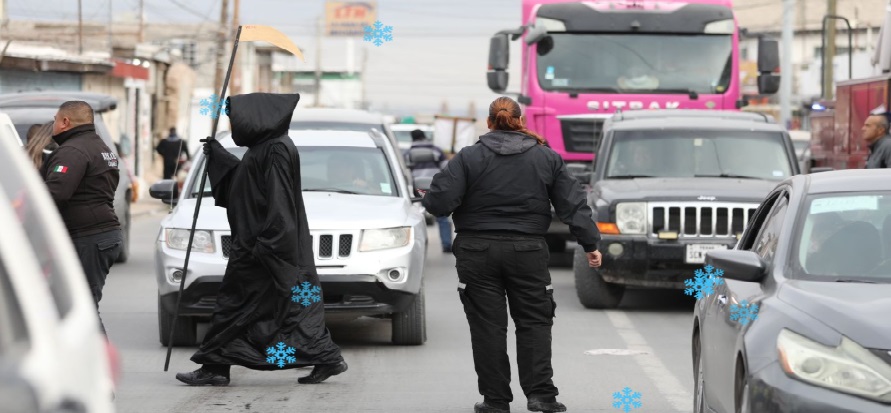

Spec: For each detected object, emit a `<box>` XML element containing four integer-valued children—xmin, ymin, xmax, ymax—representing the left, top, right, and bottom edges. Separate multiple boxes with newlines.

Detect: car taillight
<box><xmin>105</xmin><ymin>338</ymin><xmax>122</xmax><ymax>387</ymax></box>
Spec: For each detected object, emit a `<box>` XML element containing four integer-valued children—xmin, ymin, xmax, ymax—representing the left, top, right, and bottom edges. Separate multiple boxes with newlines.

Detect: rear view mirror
<box><xmin>757</xmin><ymin>74</ymin><xmax>781</xmax><ymax>95</ymax></box>
<box><xmin>413</xmin><ymin>176</ymin><xmax>433</xmax><ymax>192</ymax></box>
<box><xmin>705</xmin><ymin>250</ymin><xmax>766</xmax><ymax>282</ymax></box>
<box><xmin>150</xmin><ymin>179</ymin><xmax>179</xmax><ymax>205</ymax></box>
<box><xmin>407</xmin><ymin>147</ymin><xmax>437</xmax><ymax>167</ymax></box>
<box><xmin>757</xmin><ymin>38</ymin><xmax>780</xmax><ymax>72</ymax></box>
<box><xmin>487</xmin><ymin>34</ymin><xmax>510</xmax><ymax>93</ymax></box>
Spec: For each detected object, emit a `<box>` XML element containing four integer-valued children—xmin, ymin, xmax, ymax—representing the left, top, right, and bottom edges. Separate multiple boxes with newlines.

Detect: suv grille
<box><xmin>559</xmin><ymin>118</ymin><xmax>604</xmax><ymax>153</ymax></box>
<box><xmin>315</xmin><ymin>233</ymin><xmax>354</xmax><ymax>259</ymax></box>
<box><xmin>649</xmin><ymin>202</ymin><xmax>758</xmax><ymax>237</ymax></box>
<box><xmin>221</xmin><ymin>235</ymin><xmax>232</xmax><ymax>258</ymax></box>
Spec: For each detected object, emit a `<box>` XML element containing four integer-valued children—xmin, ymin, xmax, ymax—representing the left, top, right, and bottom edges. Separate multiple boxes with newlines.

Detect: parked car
<box><xmin>789</xmin><ymin>130</ymin><xmax>811</xmax><ymax>173</ymax></box>
<box><xmin>693</xmin><ymin>168</ymin><xmax>891</xmax><ymax>413</ymax></box>
<box><xmin>0</xmin><ymin>92</ymin><xmax>134</xmax><ymax>263</ymax></box>
<box><xmin>391</xmin><ymin>123</ymin><xmax>434</xmax><ymax>153</ymax></box>
<box><xmin>150</xmin><ymin>129</ymin><xmax>428</xmax><ymax>346</ymax></box>
<box><xmin>573</xmin><ymin>110</ymin><xmax>801</xmax><ymax>309</ymax></box>
<box><xmin>0</xmin><ymin>112</ymin><xmax>22</xmax><ymax>147</ymax></box>
<box><xmin>0</xmin><ymin>127</ymin><xmax>119</xmax><ymax>413</ymax></box>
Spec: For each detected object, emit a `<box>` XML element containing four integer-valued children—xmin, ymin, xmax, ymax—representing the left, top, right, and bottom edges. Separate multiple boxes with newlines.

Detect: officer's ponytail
<box><xmin>487</xmin><ymin>97</ymin><xmax>546</xmax><ymax>145</ymax></box>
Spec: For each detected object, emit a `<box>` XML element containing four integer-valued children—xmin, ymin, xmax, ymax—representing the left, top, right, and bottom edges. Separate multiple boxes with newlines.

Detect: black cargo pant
<box><xmin>72</xmin><ymin>229</ymin><xmax>123</xmax><ymax>335</ymax></box>
<box><xmin>453</xmin><ymin>232</ymin><xmax>558</xmax><ymax>409</ymax></box>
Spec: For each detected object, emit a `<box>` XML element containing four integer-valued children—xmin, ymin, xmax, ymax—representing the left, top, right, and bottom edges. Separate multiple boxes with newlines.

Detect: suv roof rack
<box><xmin>612</xmin><ymin>109</ymin><xmax>772</xmax><ymax>124</ymax></box>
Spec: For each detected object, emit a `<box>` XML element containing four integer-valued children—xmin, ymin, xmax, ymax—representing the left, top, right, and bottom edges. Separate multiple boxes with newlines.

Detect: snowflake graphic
<box><xmin>730</xmin><ymin>299</ymin><xmax>760</xmax><ymax>325</ymax></box>
<box><xmin>265</xmin><ymin>341</ymin><xmax>296</xmax><ymax>368</ymax></box>
<box><xmin>363</xmin><ymin>20</ymin><xmax>393</xmax><ymax>47</ymax></box>
<box><xmin>199</xmin><ymin>94</ymin><xmax>228</xmax><ymax>118</ymax></box>
<box><xmin>612</xmin><ymin>387</ymin><xmax>642</xmax><ymax>412</ymax></box>
<box><xmin>291</xmin><ymin>281</ymin><xmax>322</xmax><ymax>307</ymax></box>
<box><xmin>684</xmin><ymin>265</ymin><xmax>725</xmax><ymax>299</ymax></box>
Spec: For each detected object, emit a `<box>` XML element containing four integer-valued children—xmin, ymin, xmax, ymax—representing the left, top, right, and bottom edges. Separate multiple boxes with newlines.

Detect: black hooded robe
<box><xmin>189</xmin><ymin>93</ymin><xmax>343</xmax><ymax>370</ymax></box>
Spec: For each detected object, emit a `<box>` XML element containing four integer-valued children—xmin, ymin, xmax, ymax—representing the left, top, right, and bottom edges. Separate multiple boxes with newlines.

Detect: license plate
<box><xmin>685</xmin><ymin>244</ymin><xmax>728</xmax><ymax>264</ymax></box>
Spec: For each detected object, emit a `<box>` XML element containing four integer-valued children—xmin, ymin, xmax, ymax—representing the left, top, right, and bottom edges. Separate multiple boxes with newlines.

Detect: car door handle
<box><xmin>718</xmin><ymin>295</ymin><xmax>728</xmax><ymax>306</ymax></box>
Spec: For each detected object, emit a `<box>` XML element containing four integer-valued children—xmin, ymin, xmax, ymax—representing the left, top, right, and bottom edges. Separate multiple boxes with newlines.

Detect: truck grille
<box><xmin>649</xmin><ymin>202</ymin><xmax>759</xmax><ymax>237</ymax></box>
<box><xmin>559</xmin><ymin>118</ymin><xmax>604</xmax><ymax>153</ymax></box>
<box><xmin>316</xmin><ymin>233</ymin><xmax>354</xmax><ymax>259</ymax></box>
<box><xmin>221</xmin><ymin>235</ymin><xmax>232</xmax><ymax>258</ymax></box>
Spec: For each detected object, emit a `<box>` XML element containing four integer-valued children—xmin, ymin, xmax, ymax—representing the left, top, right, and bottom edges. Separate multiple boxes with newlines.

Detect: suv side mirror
<box><xmin>149</xmin><ymin>179</ymin><xmax>179</xmax><ymax>205</ymax></box>
<box><xmin>407</xmin><ymin>147</ymin><xmax>437</xmax><ymax>167</ymax></box>
<box><xmin>487</xmin><ymin>34</ymin><xmax>510</xmax><ymax>93</ymax></box>
<box><xmin>757</xmin><ymin>38</ymin><xmax>781</xmax><ymax>95</ymax></box>
<box><xmin>705</xmin><ymin>249</ymin><xmax>766</xmax><ymax>282</ymax></box>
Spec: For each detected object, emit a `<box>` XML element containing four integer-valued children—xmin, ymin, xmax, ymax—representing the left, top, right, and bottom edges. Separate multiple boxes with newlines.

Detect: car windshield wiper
<box><xmin>608</xmin><ymin>174</ymin><xmax>658</xmax><ymax>179</ymax></box>
<box><xmin>835</xmin><ymin>278</ymin><xmax>879</xmax><ymax>283</ymax></box>
<box><xmin>190</xmin><ymin>192</ymin><xmax>212</xmax><ymax>198</ymax></box>
<box><xmin>695</xmin><ymin>173</ymin><xmax>763</xmax><ymax>180</ymax></box>
<box><xmin>558</xmin><ymin>87</ymin><xmax>621</xmax><ymax>94</ymax></box>
<box><xmin>303</xmin><ymin>188</ymin><xmax>360</xmax><ymax>195</ymax></box>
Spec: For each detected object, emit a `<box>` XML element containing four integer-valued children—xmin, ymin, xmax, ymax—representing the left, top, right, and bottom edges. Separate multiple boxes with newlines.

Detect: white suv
<box><xmin>151</xmin><ymin>129</ymin><xmax>428</xmax><ymax>346</ymax></box>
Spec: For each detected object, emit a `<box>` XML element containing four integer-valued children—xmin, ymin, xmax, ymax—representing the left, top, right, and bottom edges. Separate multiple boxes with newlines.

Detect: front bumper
<box><xmin>746</xmin><ymin>362</ymin><xmax>891</xmax><ymax>413</ymax></box>
<box><xmin>597</xmin><ymin>234</ymin><xmax>737</xmax><ymax>288</ymax></box>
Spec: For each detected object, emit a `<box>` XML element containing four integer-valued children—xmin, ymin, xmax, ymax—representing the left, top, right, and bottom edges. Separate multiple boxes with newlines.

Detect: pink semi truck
<box><xmin>486</xmin><ymin>0</ymin><xmax>781</xmax><ymax>252</ymax></box>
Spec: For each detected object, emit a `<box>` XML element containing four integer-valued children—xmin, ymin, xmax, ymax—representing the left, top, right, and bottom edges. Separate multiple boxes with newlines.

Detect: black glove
<box><xmin>202</xmin><ymin>138</ymin><xmax>223</xmax><ymax>158</ymax></box>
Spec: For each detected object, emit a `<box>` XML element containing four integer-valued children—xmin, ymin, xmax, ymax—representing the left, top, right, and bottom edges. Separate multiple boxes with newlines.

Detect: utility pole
<box><xmin>138</xmin><ymin>0</ymin><xmax>145</xmax><ymax>43</ymax></box>
<box><xmin>107</xmin><ymin>0</ymin><xmax>113</xmax><ymax>52</ymax></box>
<box><xmin>77</xmin><ymin>0</ymin><xmax>83</xmax><ymax>55</ymax></box>
<box><xmin>213</xmin><ymin>0</ymin><xmax>230</xmax><ymax>100</ymax></box>
<box><xmin>780</xmin><ymin>0</ymin><xmax>794</xmax><ymax>128</ymax></box>
<box><xmin>231</xmin><ymin>0</ymin><xmax>240</xmax><ymax>94</ymax></box>
<box><xmin>360</xmin><ymin>47</ymin><xmax>368</xmax><ymax>109</ymax></box>
<box><xmin>824</xmin><ymin>0</ymin><xmax>838</xmax><ymax>100</ymax></box>
<box><xmin>314</xmin><ymin>16</ymin><xmax>323</xmax><ymax>107</ymax></box>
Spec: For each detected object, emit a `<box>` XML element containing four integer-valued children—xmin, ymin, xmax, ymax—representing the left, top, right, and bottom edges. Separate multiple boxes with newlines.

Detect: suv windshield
<box><xmin>605</xmin><ymin>130</ymin><xmax>792</xmax><ymax>180</ymax></box>
<box><xmin>191</xmin><ymin>146</ymin><xmax>399</xmax><ymax>198</ymax></box>
<box><xmin>794</xmin><ymin>192</ymin><xmax>891</xmax><ymax>282</ymax></box>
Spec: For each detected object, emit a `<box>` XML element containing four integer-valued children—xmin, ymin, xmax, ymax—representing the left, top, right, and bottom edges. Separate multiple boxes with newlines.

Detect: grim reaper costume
<box><xmin>175</xmin><ymin>93</ymin><xmax>347</xmax><ymax>386</ymax></box>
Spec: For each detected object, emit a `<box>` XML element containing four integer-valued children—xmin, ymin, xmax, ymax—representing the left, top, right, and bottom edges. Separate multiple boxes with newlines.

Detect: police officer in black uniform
<box><xmin>422</xmin><ymin>97</ymin><xmax>603</xmax><ymax>413</ymax></box>
<box><xmin>42</xmin><ymin>100</ymin><xmax>123</xmax><ymax>335</ymax></box>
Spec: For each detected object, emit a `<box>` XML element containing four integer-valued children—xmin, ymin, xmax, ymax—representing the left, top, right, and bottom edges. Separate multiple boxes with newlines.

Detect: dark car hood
<box><xmin>594</xmin><ymin>177</ymin><xmax>778</xmax><ymax>203</ymax></box>
<box><xmin>778</xmin><ymin>281</ymin><xmax>891</xmax><ymax>349</ymax></box>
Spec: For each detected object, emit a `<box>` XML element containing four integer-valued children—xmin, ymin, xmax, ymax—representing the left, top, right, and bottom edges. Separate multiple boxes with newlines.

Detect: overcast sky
<box><xmin>6</xmin><ymin>0</ymin><xmax>525</xmax><ymax>117</ymax></box>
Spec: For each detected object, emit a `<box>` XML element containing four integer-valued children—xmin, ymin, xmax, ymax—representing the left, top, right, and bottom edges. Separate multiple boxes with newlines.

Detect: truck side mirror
<box><xmin>487</xmin><ymin>34</ymin><xmax>510</xmax><ymax>93</ymax></box>
<box><xmin>756</xmin><ymin>37</ymin><xmax>781</xmax><ymax>95</ymax></box>
<box><xmin>150</xmin><ymin>179</ymin><xmax>179</xmax><ymax>205</ymax></box>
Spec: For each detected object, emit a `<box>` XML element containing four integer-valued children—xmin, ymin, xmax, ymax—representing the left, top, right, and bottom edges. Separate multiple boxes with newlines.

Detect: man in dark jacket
<box><xmin>863</xmin><ymin>113</ymin><xmax>891</xmax><ymax>169</ymax></box>
<box><xmin>175</xmin><ymin>93</ymin><xmax>347</xmax><ymax>386</ymax></box>
<box><xmin>156</xmin><ymin>127</ymin><xmax>190</xmax><ymax>179</ymax></box>
<box><xmin>42</xmin><ymin>100</ymin><xmax>123</xmax><ymax>335</ymax></box>
<box><xmin>405</xmin><ymin>129</ymin><xmax>454</xmax><ymax>252</ymax></box>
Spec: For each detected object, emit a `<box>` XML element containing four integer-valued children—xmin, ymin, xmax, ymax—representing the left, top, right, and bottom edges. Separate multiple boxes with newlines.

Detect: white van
<box><xmin>0</xmin><ymin>126</ymin><xmax>118</xmax><ymax>412</ymax></box>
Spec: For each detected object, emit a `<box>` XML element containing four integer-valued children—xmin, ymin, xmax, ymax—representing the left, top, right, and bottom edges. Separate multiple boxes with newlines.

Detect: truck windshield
<box><xmin>605</xmin><ymin>130</ymin><xmax>792</xmax><ymax>180</ymax></box>
<box><xmin>537</xmin><ymin>34</ymin><xmax>732</xmax><ymax>95</ymax></box>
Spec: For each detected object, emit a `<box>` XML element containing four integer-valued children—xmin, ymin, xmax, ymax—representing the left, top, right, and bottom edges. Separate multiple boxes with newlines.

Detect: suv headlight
<box><xmin>615</xmin><ymin>202</ymin><xmax>647</xmax><ymax>234</ymax></box>
<box><xmin>359</xmin><ymin>227</ymin><xmax>411</xmax><ymax>252</ymax></box>
<box><xmin>165</xmin><ymin>229</ymin><xmax>215</xmax><ymax>253</ymax></box>
<box><xmin>777</xmin><ymin>329</ymin><xmax>891</xmax><ymax>402</ymax></box>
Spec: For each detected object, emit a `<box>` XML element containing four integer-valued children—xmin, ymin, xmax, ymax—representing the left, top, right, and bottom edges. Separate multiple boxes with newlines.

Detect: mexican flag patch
<box><xmin>53</xmin><ymin>165</ymin><xmax>68</xmax><ymax>173</ymax></box>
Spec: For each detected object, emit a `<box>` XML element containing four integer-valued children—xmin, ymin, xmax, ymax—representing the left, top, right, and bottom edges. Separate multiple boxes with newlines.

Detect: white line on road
<box><xmin>606</xmin><ymin>310</ymin><xmax>694</xmax><ymax>413</ymax></box>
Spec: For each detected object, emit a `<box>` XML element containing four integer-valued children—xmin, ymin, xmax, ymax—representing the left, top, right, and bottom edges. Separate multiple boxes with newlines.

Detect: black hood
<box><xmin>228</xmin><ymin>93</ymin><xmax>300</xmax><ymax>147</ymax></box>
<box><xmin>479</xmin><ymin>130</ymin><xmax>539</xmax><ymax>155</ymax></box>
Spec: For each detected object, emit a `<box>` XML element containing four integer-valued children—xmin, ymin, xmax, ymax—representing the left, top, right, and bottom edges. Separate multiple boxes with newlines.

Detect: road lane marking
<box><xmin>606</xmin><ymin>310</ymin><xmax>693</xmax><ymax>413</ymax></box>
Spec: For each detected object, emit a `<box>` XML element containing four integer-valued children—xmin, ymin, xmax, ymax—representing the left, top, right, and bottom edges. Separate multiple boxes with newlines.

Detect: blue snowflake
<box><xmin>291</xmin><ymin>281</ymin><xmax>322</xmax><ymax>307</ymax></box>
<box><xmin>265</xmin><ymin>341</ymin><xmax>296</xmax><ymax>368</ymax></box>
<box><xmin>684</xmin><ymin>265</ymin><xmax>725</xmax><ymax>299</ymax></box>
<box><xmin>730</xmin><ymin>299</ymin><xmax>760</xmax><ymax>325</ymax></box>
<box><xmin>612</xmin><ymin>387</ymin><xmax>642</xmax><ymax>412</ymax></box>
<box><xmin>199</xmin><ymin>94</ymin><xmax>227</xmax><ymax>118</ymax></box>
<box><xmin>363</xmin><ymin>20</ymin><xmax>393</xmax><ymax>47</ymax></box>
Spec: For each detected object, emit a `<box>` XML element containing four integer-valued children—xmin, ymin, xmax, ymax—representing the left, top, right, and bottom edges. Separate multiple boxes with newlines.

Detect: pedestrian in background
<box><xmin>156</xmin><ymin>127</ymin><xmax>190</xmax><ymax>179</ymax></box>
<box><xmin>421</xmin><ymin>96</ymin><xmax>603</xmax><ymax>413</ymax></box>
<box><xmin>405</xmin><ymin>128</ymin><xmax>454</xmax><ymax>252</ymax></box>
<box><xmin>176</xmin><ymin>93</ymin><xmax>346</xmax><ymax>387</ymax></box>
<box><xmin>42</xmin><ymin>101</ymin><xmax>123</xmax><ymax>335</ymax></box>
<box><xmin>863</xmin><ymin>112</ymin><xmax>891</xmax><ymax>169</ymax></box>
<box><xmin>25</xmin><ymin>122</ymin><xmax>57</xmax><ymax>170</ymax></box>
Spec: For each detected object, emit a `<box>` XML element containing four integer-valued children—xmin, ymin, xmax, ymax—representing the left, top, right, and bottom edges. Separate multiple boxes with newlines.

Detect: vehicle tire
<box><xmin>693</xmin><ymin>332</ymin><xmax>707</xmax><ymax>413</ymax></box>
<box><xmin>573</xmin><ymin>247</ymin><xmax>624</xmax><ymax>309</ymax></box>
<box><xmin>115</xmin><ymin>196</ymin><xmax>131</xmax><ymax>263</ymax></box>
<box><xmin>545</xmin><ymin>235</ymin><xmax>566</xmax><ymax>253</ymax></box>
<box><xmin>392</xmin><ymin>286</ymin><xmax>426</xmax><ymax>345</ymax></box>
<box><xmin>158</xmin><ymin>295</ymin><xmax>197</xmax><ymax>346</ymax></box>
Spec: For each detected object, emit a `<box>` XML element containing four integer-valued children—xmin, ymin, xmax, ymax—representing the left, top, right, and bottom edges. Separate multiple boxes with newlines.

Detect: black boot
<box><xmin>175</xmin><ymin>367</ymin><xmax>230</xmax><ymax>386</ymax></box>
<box><xmin>527</xmin><ymin>397</ymin><xmax>566</xmax><ymax>412</ymax></box>
<box><xmin>298</xmin><ymin>361</ymin><xmax>348</xmax><ymax>384</ymax></box>
<box><xmin>474</xmin><ymin>401</ymin><xmax>510</xmax><ymax>413</ymax></box>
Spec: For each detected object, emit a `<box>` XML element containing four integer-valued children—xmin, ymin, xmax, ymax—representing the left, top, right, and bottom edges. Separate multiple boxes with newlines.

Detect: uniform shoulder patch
<box><xmin>53</xmin><ymin>165</ymin><xmax>69</xmax><ymax>173</ymax></box>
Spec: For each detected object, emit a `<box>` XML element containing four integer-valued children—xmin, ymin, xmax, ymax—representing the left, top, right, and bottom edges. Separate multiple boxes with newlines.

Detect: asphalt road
<box><xmin>102</xmin><ymin>211</ymin><xmax>698</xmax><ymax>413</ymax></box>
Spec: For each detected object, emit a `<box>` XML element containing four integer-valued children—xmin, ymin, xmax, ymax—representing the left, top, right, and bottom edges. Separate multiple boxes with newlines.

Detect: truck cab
<box><xmin>574</xmin><ymin>110</ymin><xmax>800</xmax><ymax>308</ymax></box>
